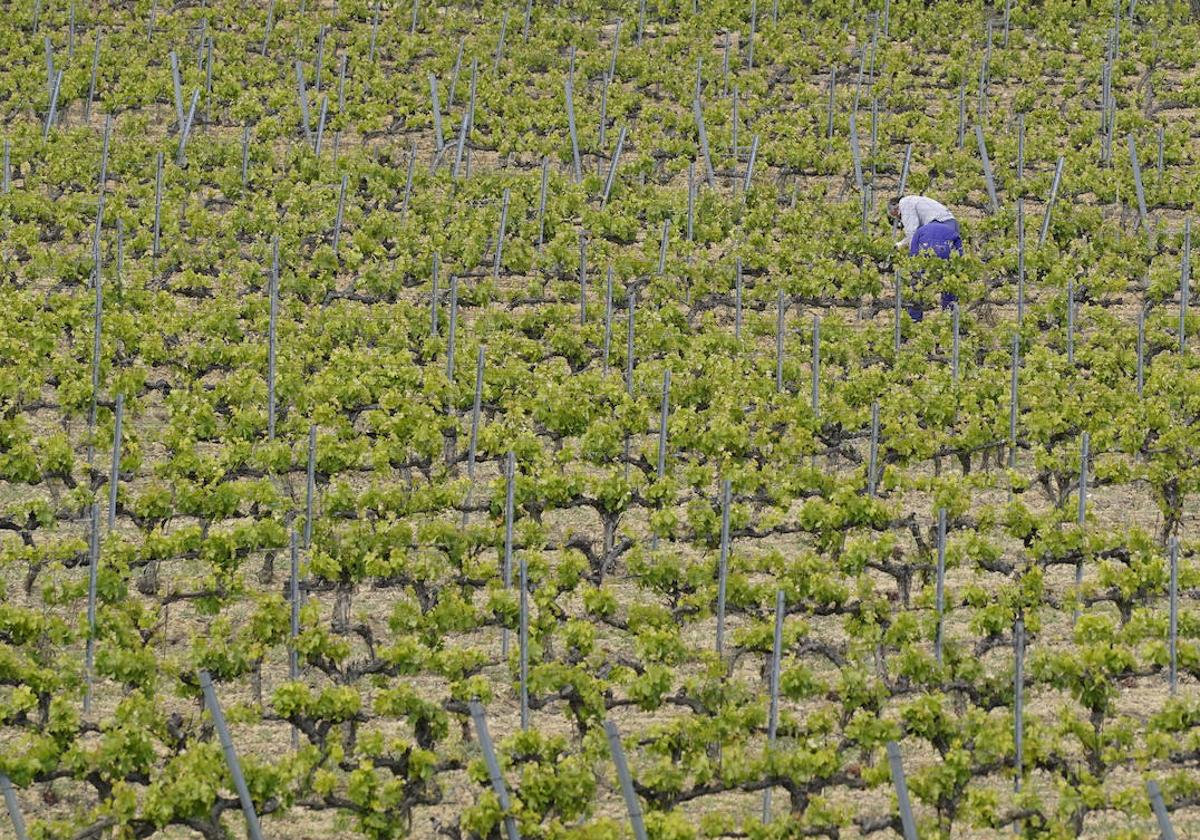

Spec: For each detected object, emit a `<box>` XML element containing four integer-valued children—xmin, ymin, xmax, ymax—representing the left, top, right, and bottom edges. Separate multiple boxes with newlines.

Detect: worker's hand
<box><xmin>895</xmin><ymin>240</ymin><xmax>907</xmax><ymax>249</ymax></box>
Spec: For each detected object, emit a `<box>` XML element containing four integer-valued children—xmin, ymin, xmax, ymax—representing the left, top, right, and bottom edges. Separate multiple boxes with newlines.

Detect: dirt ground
<box><xmin>3</xmin><ymin>3</ymin><xmax>1200</xmax><ymax>839</ymax></box>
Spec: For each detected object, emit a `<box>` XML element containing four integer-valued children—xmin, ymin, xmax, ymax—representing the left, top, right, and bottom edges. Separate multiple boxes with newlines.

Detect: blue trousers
<box><xmin>906</xmin><ymin>219</ymin><xmax>962</xmax><ymax>322</ymax></box>
<box><xmin>910</xmin><ymin>219</ymin><xmax>963</xmax><ymax>259</ymax></box>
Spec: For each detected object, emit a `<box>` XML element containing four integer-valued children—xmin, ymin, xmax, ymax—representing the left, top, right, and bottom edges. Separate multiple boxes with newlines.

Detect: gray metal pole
<box><xmin>1009</xmin><ymin>334</ymin><xmax>1019</xmax><ymax>469</ymax></box>
<box><xmin>115</xmin><ymin>219</ymin><xmax>124</xmax><ymax>296</ymax></box>
<box><xmin>447</xmin><ymin>39</ymin><xmax>464</xmax><ymax>108</ymax></box>
<box><xmin>198</xmin><ymin>671</ymin><xmax>265</xmax><ymax>840</ymax></box>
<box><xmin>493</xmin><ymin>10</ymin><xmax>508</xmax><ymax>74</ymax></box>
<box><xmin>502</xmin><ymin>452</ymin><xmax>515</xmax><ymax>658</ymax></box>
<box><xmin>603</xmin><ymin>721</ymin><xmax>649</xmax><ymax>840</ymax></box>
<box><xmin>295</xmin><ymin>61</ymin><xmax>312</xmax><ymax>143</ymax></box>
<box><xmin>762</xmin><ymin>588</ymin><xmax>784</xmax><ymax>822</ymax></box>
<box><xmin>267</xmin><ymin>237</ymin><xmax>279</xmax><ymax>441</ymax></box>
<box><xmin>1158</xmin><ymin>124</ymin><xmax>1165</xmax><ymax>182</ymax></box>
<box><xmin>657</xmin><ymin>370</ymin><xmax>670</xmax><ymax>478</ymax></box>
<box><xmin>108</xmin><ymin>394</ymin><xmax>124</xmax><ymax>531</ymax></box>
<box><xmin>935</xmin><ymin>507</ymin><xmax>946</xmax><ymax>665</ymax></box>
<box><xmin>868</xmin><ymin>402</ymin><xmax>880</xmax><ymax>496</ymax></box>
<box><xmin>744</xmin><ymin>134</ymin><xmax>759</xmax><ymax>192</ymax></box>
<box><xmin>734</xmin><ymin>258</ymin><xmax>743</xmax><ymax>340</ymax></box>
<box><xmin>494</xmin><ymin>188</ymin><xmax>510</xmax><ymax>281</ymax></box>
<box><xmin>849</xmin><ymin>111</ymin><xmax>864</xmax><ymax>193</ymax></box>
<box><xmin>853</xmin><ymin>45</ymin><xmax>865</xmax><ymax>114</ymax></box>
<box><xmin>1014</xmin><ymin>617</ymin><xmax>1024</xmax><ymax>795</ymax></box>
<box><xmin>894</xmin><ymin>271</ymin><xmax>902</xmax><ymax>353</ymax></box>
<box><xmin>337</xmin><ymin>54</ymin><xmax>348</xmax><ymax>114</ymax></box>
<box><xmin>430</xmin><ymin>255</ymin><xmax>440</xmax><ymax>336</ymax></box>
<box><xmin>827</xmin><ymin>67</ymin><xmax>836</xmax><ymax>140</ymax></box>
<box><xmin>599</xmin><ymin>74</ymin><xmax>610</xmax><ymax>153</ymax></box>
<box><xmin>1039</xmin><ymin>156</ymin><xmax>1064</xmax><ymax>246</ymax></box>
<box><xmin>716</xmin><ymin>479</ymin><xmax>731</xmax><ymax>657</ymax></box>
<box><xmin>886</xmin><ymin>741</ymin><xmax>919</xmax><ymax>840</ymax></box>
<box><xmin>731</xmin><ymin>86</ymin><xmax>738</xmax><ymax>159</ymax></box>
<box><xmin>451</xmin><ymin>61</ymin><xmax>475</xmax><ymax>180</ymax></box>
<box><xmin>290</xmin><ymin>527</ymin><xmax>300</xmax><ymax>748</ymax></box>
<box><xmin>332</xmin><ymin>173</ymin><xmax>349</xmax><ymax>252</ymax></box>
<box><xmin>811</xmin><ymin>316</ymin><xmax>820</xmax><ymax>417</ymax></box>
<box><xmin>693</xmin><ymin>93</ymin><xmax>716</xmax><ymax>188</ymax></box>
<box><xmin>957</xmin><ymin>78</ymin><xmax>966</xmax><ymax>149</ymax></box>
<box><xmin>314</xmin><ymin>26</ymin><xmax>327</xmax><ymax>91</ymax></box>
<box><xmin>746</xmin><ymin>0</ymin><xmax>756</xmax><ymax>69</ymax></box>
<box><xmin>721</xmin><ymin>34</ymin><xmax>731</xmax><ymax>96</ymax></box>
<box><xmin>687</xmin><ymin>162</ymin><xmax>696</xmax><ymax>241</ymax></box>
<box><xmin>578</xmin><ymin>231</ymin><xmax>588</xmax><ymax>325</ymax></box>
<box><xmin>85</xmin><ymin>36</ymin><xmax>101</xmax><ymax>122</ymax></box>
<box><xmin>401</xmin><ymin>141</ymin><xmax>416</xmax><ymax>216</ymax></box>
<box><xmin>305</xmin><ymin>424</ymin><xmax>316</xmax><ymax>548</ymax></box>
<box><xmin>1129</xmin><ymin>134</ymin><xmax>1148</xmax><ymax>229</ymax></box>
<box><xmin>979</xmin><ymin>21</ymin><xmax>992</xmax><ymax>119</ymax></box>
<box><xmin>519</xmin><ymin>555</ymin><xmax>529</xmax><ymax>730</ymax></box>
<box><xmin>536</xmin><ymin>157</ymin><xmax>549</xmax><ymax>251</ymax></box>
<box><xmin>1067</xmin><ymin>278</ymin><xmax>1075</xmax><ymax>367</ymax></box>
<box><xmin>626</xmin><ymin>287</ymin><xmax>636</xmax><ymax>394</ymax></box>
<box><xmin>0</xmin><ymin>774</ymin><xmax>28</xmax><ymax>840</ymax></box>
<box><xmin>602</xmin><ymin>126</ymin><xmax>627</xmax><ymax>206</ymax></box>
<box><xmin>241</xmin><ymin>125</ymin><xmax>251</xmax><ymax>186</ymax></box>
<box><xmin>976</xmin><ymin>124</ymin><xmax>1000</xmax><ymax>212</ymax></box>
<box><xmin>1180</xmin><ymin>219</ymin><xmax>1191</xmax><ymax>352</ymax></box>
<box><xmin>603</xmin><ymin>269</ymin><xmax>613</xmax><ymax>369</ymax></box>
<box><xmin>468</xmin><ymin>702</ymin><xmax>521</xmax><ymax>840</ymax></box>
<box><xmin>1017</xmin><ymin>199</ymin><xmax>1026</xmax><ymax>324</ymax></box>
<box><xmin>467</xmin><ymin>346</ymin><xmax>485</xmax><ymax>483</ymax></box>
<box><xmin>870</xmin><ymin>97</ymin><xmax>879</xmax><ymax>165</ymax></box>
<box><xmin>290</xmin><ymin>527</ymin><xmax>300</xmax><ymax>682</ymax></box>
<box><xmin>368</xmin><ymin>0</ymin><xmax>380</xmax><ymax>62</ymax></box>
<box><xmin>95</xmin><ymin>117</ymin><xmax>112</xmax><ymax>270</ymax></box>
<box><xmin>868</xmin><ymin>13</ymin><xmax>880</xmax><ymax>88</ymax></box>
<box><xmin>89</xmin><ymin>266</ymin><xmax>103</xmax><ymax>468</ymax></box>
<box><xmin>462</xmin><ymin>345</ymin><xmax>486</xmax><ymax>525</ymax></box>
<box><xmin>169</xmin><ymin>50</ymin><xmax>184</xmax><ymax>129</ymax></box>
<box><xmin>775</xmin><ymin>290</ymin><xmax>785</xmax><ymax>392</ymax></box>
<box><xmin>1073</xmin><ymin>432</ymin><xmax>1090</xmax><ymax>621</ymax></box>
<box><xmin>314</xmin><ymin>95</ymin><xmax>329</xmax><ymax>156</ymax></box>
<box><xmin>260</xmin><ymin>0</ymin><xmax>275</xmax><ymax>54</ymax></box>
<box><xmin>446</xmin><ymin>274</ymin><xmax>459</xmax><ymax>381</ymax></box>
<box><xmin>44</xmin><ymin>69</ymin><xmax>63</xmax><ymax>139</ymax></box>
<box><xmin>85</xmin><ymin>502</ymin><xmax>100</xmax><ymax>713</ymax></box>
<box><xmin>1016</xmin><ymin>113</ymin><xmax>1024</xmax><ymax>181</ymax></box>
<box><xmin>1147</xmin><ymin>780</ymin><xmax>1178</xmax><ymax>840</ymax></box>
<box><xmin>176</xmin><ymin>89</ymin><xmax>200</xmax><ymax>166</ymax></box>
<box><xmin>1169</xmin><ymin>538</ymin><xmax>1178</xmax><ymax>695</ymax></box>
<box><xmin>427</xmin><ymin>74</ymin><xmax>445</xmax><ymax>151</ymax></box>
<box><xmin>152</xmin><ymin>148</ymin><xmax>163</xmax><ymax>261</ymax></box>
<box><xmin>951</xmin><ymin>303</ymin><xmax>960</xmax><ymax>384</ymax></box>
<box><xmin>658</xmin><ymin>219</ymin><xmax>670</xmax><ymax>275</ymax></box>
<box><xmin>565</xmin><ymin>53</ymin><xmax>582</xmax><ymax>181</ymax></box>
<box><xmin>861</xmin><ymin>181</ymin><xmax>873</xmax><ymax>235</ymax></box>
<box><xmin>1137</xmin><ymin>306</ymin><xmax>1145</xmax><ymax>398</ymax></box>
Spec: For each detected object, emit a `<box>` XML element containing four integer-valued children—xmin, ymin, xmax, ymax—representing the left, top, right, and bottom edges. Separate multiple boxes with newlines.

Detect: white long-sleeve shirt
<box><xmin>895</xmin><ymin>195</ymin><xmax>955</xmax><ymax>247</ymax></box>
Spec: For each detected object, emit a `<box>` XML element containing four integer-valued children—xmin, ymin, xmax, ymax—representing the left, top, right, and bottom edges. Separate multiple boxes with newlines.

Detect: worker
<box><xmin>888</xmin><ymin>194</ymin><xmax>962</xmax><ymax>322</ymax></box>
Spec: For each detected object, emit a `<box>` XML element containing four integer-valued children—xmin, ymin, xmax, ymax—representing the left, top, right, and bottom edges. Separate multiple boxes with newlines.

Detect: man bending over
<box><xmin>888</xmin><ymin>194</ymin><xmax>963</xmax><ymax>320</ymax></box>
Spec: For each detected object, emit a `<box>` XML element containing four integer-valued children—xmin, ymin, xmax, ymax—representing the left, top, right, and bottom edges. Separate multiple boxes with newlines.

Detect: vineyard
<box><xmin>3</xmin><ymin>0</ymin><xmax>1200</xmax><ymax>837</ymax></box>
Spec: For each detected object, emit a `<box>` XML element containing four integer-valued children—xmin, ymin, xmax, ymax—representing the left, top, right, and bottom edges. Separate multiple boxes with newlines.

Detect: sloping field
<box><xmin>1</xmin><ymin>0</ymin><xmax>1199</xmax><ymax>838</ymax></box>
